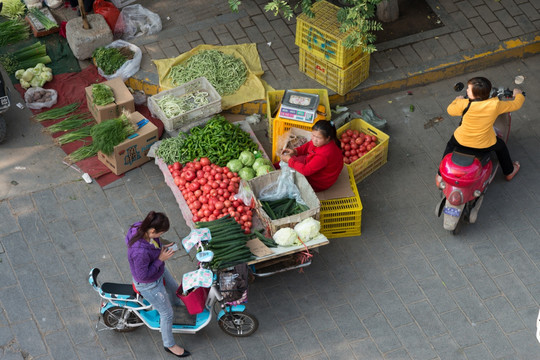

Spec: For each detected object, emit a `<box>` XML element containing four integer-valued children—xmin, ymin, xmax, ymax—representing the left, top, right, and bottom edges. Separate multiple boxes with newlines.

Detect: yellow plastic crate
<box><xmin>266</xmin><ymin>88</ymin><xmax>331</xmax><ymax>151</ymax></box>
<box><xmin>320</xmin><ymin>166</ymin><xmax>362</xmax><ymax>239</ymax></box>
<box><xmin>299</xmin><ymin>49</ymin><xmax>370</xmax><ymax>96</ymax></box>
<box><xmin>337</xmin><ymin>118</ymin><xmax>389</xmax><ymax>183</ymax></box>
<box><xmin>271</xmin><ymin>117</ymin><xmax>317</xmax><ymax>163</ymax></box>
<box><xmin>295</xmin><ymin>0</ymin><xmax>364</xmax><ymax>68</ymax></box>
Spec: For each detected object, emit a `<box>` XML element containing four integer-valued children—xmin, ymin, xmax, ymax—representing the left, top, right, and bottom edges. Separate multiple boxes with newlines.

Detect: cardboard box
<box><xmin>85</xmin><ymin>77</ymin><xmax>135</xmax><ymax>123</ymax></box>
<box><xmin>97</xmin><ymin>112</ymin><xmax>159</xmax><ymax>175</ymax></box>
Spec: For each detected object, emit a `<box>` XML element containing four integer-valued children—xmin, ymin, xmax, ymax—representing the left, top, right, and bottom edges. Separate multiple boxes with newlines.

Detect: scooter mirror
<box><xmin>454</xmin><ymin>82</ymin><xmax>464</xmax><ymax>92</ymax></box>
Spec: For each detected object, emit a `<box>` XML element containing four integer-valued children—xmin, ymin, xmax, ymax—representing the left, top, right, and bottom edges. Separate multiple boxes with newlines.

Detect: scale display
<box><xmin>278</xmin><ymin>90</ymin><xmax>320</xmax><ymax>123</ymax></box>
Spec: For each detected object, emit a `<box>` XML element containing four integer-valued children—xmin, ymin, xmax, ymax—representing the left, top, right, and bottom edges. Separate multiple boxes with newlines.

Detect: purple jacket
<box><xmin>125</xmin><ymin>222</ymin><xmax>164</xmax><ymax>283</ymax></box>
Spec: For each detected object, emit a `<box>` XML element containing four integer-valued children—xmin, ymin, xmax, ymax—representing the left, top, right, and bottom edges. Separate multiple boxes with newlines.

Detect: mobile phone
<box><xmin>170</xmin><ymin>243</ymin><xmax>178</xmax><ymax>252</ymax></box>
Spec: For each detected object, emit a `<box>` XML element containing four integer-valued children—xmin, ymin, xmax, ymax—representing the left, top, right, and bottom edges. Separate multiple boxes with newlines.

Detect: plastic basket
<box><xmin>271</xmin><ymin>117</ymin><xmax>316</xmax><ymax>163</ymax></box>
<box><xmin>337</xmin><ymin>118</ymin><xmax>389</xmax><ymax>183</ymax></box>
<box><xmin>299</xmin><ymin>49</ymin><xmax>370</xmax><ymax>96</ymax></box>
<box><xmin>147</xmin><ymin>77</ymin><xmax>221</xmax><ymax>132</ymax></box>
<box><xmin>295</xmin><ymin>0</ymin><xmax>364</xmax><ymax>68</ymax></box>
<box><xmin>265</xmin><ymin>88</ymin><xmax>331</xmax><ymax>143</ymax></box>
<box><xmin>319</xmin><ymin>166</ymin><xmax>362</xmax><ymax>238</ymax></box>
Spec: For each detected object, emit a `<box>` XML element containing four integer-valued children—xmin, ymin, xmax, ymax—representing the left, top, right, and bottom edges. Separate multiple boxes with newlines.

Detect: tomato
<box><xmin>246</xmin><ymin>210</ymin><xmax>252</xmax><ymax>217</ymax></box>
<box><xmin>240</xmin><ymin>214</ymin><xmax>249</xmax><ymax>222</ymax></box>
<box><xmin>193</xmin><ymin>162</ymin><xmax>202</xmax><ymax>170</ymax></box>
<box><xmin>203</xmin><ymin>209</ymin><xmax>211</xmax><ymax>217</ymax></box>
<box><xmin>208</xmin><ymin>215</ymin><xmax>217</xmax><ymax>221</ymax></box>
<box><xmin>183</xmin><ymin>169</ymin><xmax>196</xmax><ymax>182</ymax></box>
<box><xmin>355</xmin><ymin>137</ymin><xmax>363</xmax><ymax>145</ymax></box>
<box><xmin>194</xmin><ymin>189</ymin><xmax>202</xmax><ymax>197</ymax></box>
<box><xmin>351</xmin><ymin>155</ymin><xmax>358</xmax><ymax>161</ymax></box>
<box><xmin>203</xmin><ymin>165</ymin><xmax>211</xmax><ymax>172</ymax></box>
<box><xmin>341</xmin><ymin>136</ymin><xmax>350</xmax><ymax>144</ymax></box>
<box><xmin>244</xmin><ymin>221</ymin><xmax>252</xmax><ymax>229</ymax></box>
<box><xmin>364</xmin><ymin>136</ymin><xmax>371</xmax><ymax>144</ymax></box>
<box><xmin>359</xmin><ymin>145</ymin><xmax>366</xmax><ymax>152</ymax></box>
<box><xmin>173</xmin><ymin>162</ymin><xmax>182</xmax><ymax>171</ymax></box>
<box><xmin>214</xmin><ymin>173</ymin><xmax>222</xmax><ymax>180</ymax></box>
<box><xmin>192</xmin><ymin>201</ymin><xmax>202</xmax><ymax>210</ymax></box>
<box><xmin>223</xmin><ymin>191</ymin><xmax>231</xmax><ymax>199</ymax></box>
<box><xmin>233</xmin><ymin>200</ymin><xmax>240</xmax><ymax>207</ymax></box>
<box><xmin>343</xmin><ymin>157</ymin><xmax>350</xmax><ymax>164</ymax></box>
<box><xmin>217</xmin><ymin>188</ymin><xmax>224</xmax><ymax>195</ymax></box>
<box><xmin>211</xmin><ymin>181</ymin><xmax>219</xmax><ymax>189</ymax></box>
<box><xmin>367</xmin><ymin>143</ymin><xmax>375</xmax><ymax>151</ymax></box>
<box><xmin>192</xmin><ymin>215</ymin><xmax>200</xmax><ymax>222</ymax></box>
<box><xmin>237</xmin><ymin>205</ymin><xmax>244</xmax><ymax>213</ymax></box>
<box><xmin>350</xmin><ymin>142</ymin><xmax>358</xmax><ymax>150</ymax></box>
<box><xmin>215</xmin><ymin>202</ymin><xmax>224</xmax><ymax>210</ymax></box>
<box><xmin>189</xmin><ymin>182</ymin><xmax>200</xmax><ymax>192</ymax></box>
<box><xmin>350</xmin><ymin>149</ymin><xmax>357</xmax><ymax>155</ymax></box>
<box><xmin>200</xmin><ymin>157</ymin><xmax>210</xmax><ymax>166</ymax></box>
<box><xmin>344</xmin><ymin>144</ymin><xmax>351</xmax><ymax>151</ymax></box>
<box><xmin>344</xmin><ymin>150</ymin><xmax>351</xmax><ymax>157</ymax></box>
<box><xmin>200</xmin><ymin>196</ymin><xmax>208</xmax><ymax>204</ymax></box>
<box><xmin>168</xmin><ymin>165</ymin><xmax>174</xmax><ymax>172</ymax></box>
<box><xmin>224</xmin><ymin>200</ymin><xmax>232</xmax><ymax>208</ymax></box>
<box><xmin>173</xmin><ymin>176</ymin><xmax>183</xmax><ymax>187</ymax></box>
<box><xmin>371</xmin><ymin>135</ymin><xmax>377</xmax><ymax>142</ymax></box>
<box><xmin>346</xmin><ymin>129</ymin><xmax>353</xmax><ymax>136</ymax></box>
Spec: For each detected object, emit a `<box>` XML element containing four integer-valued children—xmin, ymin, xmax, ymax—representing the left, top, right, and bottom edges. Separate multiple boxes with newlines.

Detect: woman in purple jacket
<box><xmin>126</xmin><ymin>211</ymin><xmax>190</xmax><ymax>358</ymax></box>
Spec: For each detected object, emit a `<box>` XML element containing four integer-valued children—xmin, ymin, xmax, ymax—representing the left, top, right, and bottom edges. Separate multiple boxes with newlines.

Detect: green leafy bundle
<box><xmin>92</xmin><ymin>47</ymin><xmax>129</xmax><ymax>75</ymax></box>
<box><xmin>90</xmin><ymin>114</ymin><xmax>136</xmax><ymax>155</ymax></box>
<box><xmin>0</xmin><ymin>19</ymin><xmax>30</xmax><ymax>47</ymax></box>
<box><xmin>92</xmin><ymin>84</ymin><xmax>115</xmax><ymax>106</ymax></box>
<box><xmin>0</xmin><ymin>42</ymin><xmax>52</xmax><ymax>74</ymax></box>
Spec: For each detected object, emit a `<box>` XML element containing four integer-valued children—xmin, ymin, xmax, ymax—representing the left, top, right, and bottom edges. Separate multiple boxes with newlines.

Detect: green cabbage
<box><xmin>226</xmin><ymin>159</ymin><xmax>243</xmax><ymax>173</ymax></box>
<box><xmin>15</xmin><ymin>69</ymin><xmax>24</xmax><ymax>79</ymax></box>
<box><xmin>256</xmin><ymin>165</ymin><xmax>273</xmax><ymax>177</ymax></box>
<box><xmin>252</xmin><ymin>157</ymin><xmax>272</xmax><ymax>171</ymax></box>
<box><xmin>294</xmin><ymin>217</ymin><xmax>321</xmax><ymax>242</ymax></box>
<box><xmin>238</xmin><ymin>167</ymin><xmax>255</xmax><ymax>180</ymax></box>
<box><xmin>239</xmin><ymin>150</ymin><xmax>255</xmax><ymax>167</ymax></box>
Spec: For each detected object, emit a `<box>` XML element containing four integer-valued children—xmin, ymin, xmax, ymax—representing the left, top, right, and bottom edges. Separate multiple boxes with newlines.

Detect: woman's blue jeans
<box><xmin>133</xmin><ymin>268</ymin><xmax>183</xmax><ymax>348</ymax></box>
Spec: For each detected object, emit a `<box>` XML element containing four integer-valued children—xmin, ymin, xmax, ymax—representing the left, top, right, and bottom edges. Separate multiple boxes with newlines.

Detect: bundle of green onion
<box><xmin>0</xmin><ymin>19</ymin><xmax>30</xmax><ymax>47</ymax></box>
<box><xmin>33</xmin><ymin>103</ymin><xmax>80</xmax><ymax>122</ymax></box>
<box><xmin>90</xmin><ymin>113</ymin><xmax>136</xmax><ymax>155</ymax></box>
<box><xmin>29</xmin><ymin>8</ymin><xmax>58</xmax><ymax>31</ymax></box>
<box><xmin>55</xmin><ymin>125</ymin><xmax>94</xmax><ymax>145</ymax></box>
<box><xmin>92</xmin><ymin>84</ymin><xmax>115</xmax><ymax>106</ymax></box>
<box><xmin>168</xmin><ymin>50</ymin><xmax>247</xmax><ymax>96</ymax></box>
<box><xmin>45</xmin><ymin>113</ymin><xmax>94</xmax><ymax>134</ymax></box>
<box><xmin>0</xmin><ymin>42</ymin><xmax>52</xmax><ymax>74</ymax></box>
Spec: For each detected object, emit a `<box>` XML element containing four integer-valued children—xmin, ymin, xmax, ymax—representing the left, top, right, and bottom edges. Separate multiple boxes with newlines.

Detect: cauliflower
<box><xmin>273</xmin><ymin>227</ymin><xmax>298</xmax><ymax>247</ymax></box>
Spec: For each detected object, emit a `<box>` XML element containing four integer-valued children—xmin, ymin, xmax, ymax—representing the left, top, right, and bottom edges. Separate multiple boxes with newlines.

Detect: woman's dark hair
<box><xmin>128</xmin><ymin>211</ymin><xmax>170</xmax><ymax>246</ymax></box>
<box><xmin>313</xmin><ymin>120</ymin><xmax>341</xmax><ymax>148</ymax></box>
<box><xmin>468</xmin><ymin>77</ymin><xmax>492</xmax><ymax>100</ymax></box>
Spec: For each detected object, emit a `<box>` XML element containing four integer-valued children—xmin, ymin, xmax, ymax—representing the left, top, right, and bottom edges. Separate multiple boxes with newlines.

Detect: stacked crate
<box><xmin>295</xmin><ymin>1</ymin><xmax>370</xmax><ymax>95</ymax></box>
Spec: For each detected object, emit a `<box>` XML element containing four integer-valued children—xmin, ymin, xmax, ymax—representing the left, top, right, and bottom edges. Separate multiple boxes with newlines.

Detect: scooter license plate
<box><xmin>0</xmin><ymin>96</ymin><xmax>9</xmax><ymax>109</ymax></box>
<box><xmin>443</xmin><ymin>207</ymin><xmax>461</xmax><ymax>217</ymax></box>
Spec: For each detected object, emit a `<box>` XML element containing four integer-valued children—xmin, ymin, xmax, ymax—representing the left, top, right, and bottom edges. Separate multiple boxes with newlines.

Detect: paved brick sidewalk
<box><xmin>1</xmin><ymin>55</ymin><xmax>540</xmax><ymax>359</ymax></box>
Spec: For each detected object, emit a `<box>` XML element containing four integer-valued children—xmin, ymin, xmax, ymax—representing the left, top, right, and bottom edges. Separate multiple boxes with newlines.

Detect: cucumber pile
<box><xmin>195</xmin><ymin>215</ymin><xmax>255</xmax><ymax>269</ymax></box>
<box><xmin>261</xmin><ymin>198</ymin><xmax>309</xmax><ymax>220</ymax></box>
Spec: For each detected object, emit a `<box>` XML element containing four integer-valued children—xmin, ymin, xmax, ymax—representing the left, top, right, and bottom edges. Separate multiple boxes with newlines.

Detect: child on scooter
<box><xmin>125</xmin><ymin>211</ymin><xmax>191</xmax><ymax>358</ymax></box>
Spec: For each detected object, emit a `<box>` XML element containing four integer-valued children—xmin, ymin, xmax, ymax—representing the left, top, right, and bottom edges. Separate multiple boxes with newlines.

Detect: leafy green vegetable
<box><xmin>226</xmin><ymin>159</ymin><xmax>243</xmax><ymax>173</ymax></box>
<box><xmin>0</xmin><ymin>19</ymin><xmax>30</xmax><ymax>47</ymax></box>
<box><xmin>90</xmin><ymin>114</ymin><xmax>135</xmax><ymax>155</ymax></box>
<box><xmin>0</xmin><ymin>0</ymin><xmax>26</xmax><ymax>19</ymax></box>
<box><xmin>238</xmin><ymin>167</ymin><xmax>255</xmax><ymax>180</ymax></box>
<box><xmin>168</xmin><ymin>50</ymin><xmax>247</xmax><ymax>96</ymax></box>
<box><xmin>239</xmin><ymin>150</ymin><xmax>255</xmax><ymax>167</ymax></box>
<box><xmin>256</xmin><ymin>165</ymin><xmax>273</xmax><ymax>176</ymax></box>
<box><xmin>252</xmin><ymin>157</ymin><xmax>272</xmax><ymax>171</ymax></box>
<box><xmin>29</xmin><ymin>8</ymin><xmax>58</xmax><ymax>31</ymax></box>
<box><xmin>92</xmin><ymin>47</ymin><xmax>130</xmax><ymax>75</ymax></box>
<box><xmin>92</xmin><ymin>84</ymin><xmax>115</xmax><ymax>106</ymax></box>
<box><xmin>33</xmin><ymin>103</ymin><xmax>80</xmax><ymax>121</ymax></box>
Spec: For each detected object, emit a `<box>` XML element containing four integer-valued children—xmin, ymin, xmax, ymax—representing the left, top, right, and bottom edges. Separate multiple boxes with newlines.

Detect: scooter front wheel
<box><xmin>103</xmin><ymin>306</ymin><xmax>142</xmax><ymax>332</ymax></box>
<box><xmin>218</xmin><ymin>310</ymin><xmax>259</xmax><ymax>337</ymax></box>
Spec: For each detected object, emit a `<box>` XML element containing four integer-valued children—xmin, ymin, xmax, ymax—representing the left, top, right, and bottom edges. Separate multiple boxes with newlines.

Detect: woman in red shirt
<box><xmin>280</xmin><ymin>120</ymin><xmax>343</xmax><ymax>192</ymax></box>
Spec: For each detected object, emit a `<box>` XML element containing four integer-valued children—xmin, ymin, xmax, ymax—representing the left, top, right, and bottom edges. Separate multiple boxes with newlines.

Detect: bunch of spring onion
<box><xmin>28</xmin><ymin>8</ymin><xmax>58</xmax><ymax>31</ymax></box>
<box><xmin>15</xmin><ymin>63</ymin><xmax>53</xmax><ymax>89</ymax></box>
<box><xmin>156</xmin><ymin>91</ymin><xmax>210</xmax><ymax>119</ymax></box>
<box><xmin>55</xmin><ymin>125</ymin><xmax>94</xmax><ymax>145</ymax></box>
<box><xmin>0</xmin><ymin>42</ymin><xmax>52</xmax><ymax>74</ymax></box>
<box><xmin>33</xmin><ymin>103</ymin><xmax>80</xmax><ymax>122</ymax></box>
<box><xmin>45</xmin><ymin>113</ymin><xmax>94</xmax><ymax>134</ymax></box>
<box><xmin>168</xmin><ymin>50</ymin><xmax>247</xmax><ymax>96</ymax></box>
<box><xmin>65</xmin><ymin>145</ymin><xmax>98</xmax><ymax>164</ymax></box>
<box><xmin>90</xmin><ymin>113</ymin><xmax>136</xmax><ymax>155</ymax></box>
<box><xmin>0</xmin><ymin>19</ymin><xmax>30</xmax><ymax>47</ymax></box>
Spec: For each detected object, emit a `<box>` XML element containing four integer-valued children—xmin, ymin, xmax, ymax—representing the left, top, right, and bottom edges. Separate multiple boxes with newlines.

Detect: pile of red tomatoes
<box><xmin>167</xmin><ymin>157</ymin><xmax>254</xmax><ymax>233</ymax></box>
<box><xmin>339</xmin><ymin>129</ymin><xmax>378</xmax><ymax>165</ymax></box>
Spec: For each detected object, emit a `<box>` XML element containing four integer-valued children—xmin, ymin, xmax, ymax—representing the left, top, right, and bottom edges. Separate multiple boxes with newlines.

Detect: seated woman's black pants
<box><xmin>441</xmin><ymin>135</ymin><xmax>514</xmax><ymax>175</ymax></box>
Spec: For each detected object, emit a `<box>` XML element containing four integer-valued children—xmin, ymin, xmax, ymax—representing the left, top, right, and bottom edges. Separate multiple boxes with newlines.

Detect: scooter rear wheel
<box><xmin>103</xmin><ymin>306</ymin><xmax>142</xmax><ymax>332</ymax></box>
<box><xmin>218</xmin><ymin>310</ymin><xmax>259</xmax><ymax>337</ymax></box>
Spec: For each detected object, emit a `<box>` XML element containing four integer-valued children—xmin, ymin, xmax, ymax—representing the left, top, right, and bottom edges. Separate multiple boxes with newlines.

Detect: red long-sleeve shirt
<box><xmin>288</xmin><ymin>140</ymin><xmax>343</xmax><ymax>192</ymax></box>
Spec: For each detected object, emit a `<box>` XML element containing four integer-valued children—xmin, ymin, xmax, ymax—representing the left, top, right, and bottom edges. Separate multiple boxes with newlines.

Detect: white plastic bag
<box><xmin>114</xmin><ymin>4</ymin><xmax>162</xmax><ymax>40</ymax></box>
<box><xmin>258</xmin><ymin>162</ymin><xmax>306</xmax><ymax>205</ymax></box>
<box><xmin>97</xmin><ymin>40</ymin><xmax>142</xmax><ymax>81</ymax></box>
<box><xmin>44</xmin><ymin>0</ymin><xmax>63</xmax><ymax>8</ymax></box>
<box><xmin>24</xmin><ymin>87</ymin><xmax>58</xmax><ymax>110</ymax></box>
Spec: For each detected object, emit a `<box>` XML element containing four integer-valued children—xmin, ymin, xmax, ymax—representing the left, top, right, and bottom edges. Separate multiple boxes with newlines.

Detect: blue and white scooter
<box><xmin>88</xmin><ymin>250</ymin><xmax>258</xmax><ymax>337</ymax></box>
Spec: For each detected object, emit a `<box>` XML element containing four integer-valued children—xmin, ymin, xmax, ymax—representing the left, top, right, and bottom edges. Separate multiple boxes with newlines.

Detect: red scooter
<box><xmin>435</xmin><ymin>83</ymin><xmax>521</xmax><ymax>234</ymax></box>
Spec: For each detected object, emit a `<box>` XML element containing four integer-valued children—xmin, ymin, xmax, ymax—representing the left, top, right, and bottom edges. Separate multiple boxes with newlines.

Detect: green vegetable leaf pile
<box><xmin>92</xmin><ymin>83</ymin><xmax>115</xmax><ymax>106</ymax></box>
<box><xmin>92</xmin><ymin>47</ymin><xmax>129</xmax><ymax>75</ymax></box>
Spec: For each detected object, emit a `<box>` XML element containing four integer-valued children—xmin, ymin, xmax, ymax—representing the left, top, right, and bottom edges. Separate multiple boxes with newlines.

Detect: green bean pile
<box><xmin>156</xmin><ymin>91</ymin><xmax>210</xmax><ymax>119</ymax></box>
<box><xmin>156</xmin><ymin>115</ymin><xmax>259</xmax><ymax>166</ymax></box>
<box><xmin>168</xmin><ymin>50</ymin><xmax>247</xmax><ymax>96</ymax></box>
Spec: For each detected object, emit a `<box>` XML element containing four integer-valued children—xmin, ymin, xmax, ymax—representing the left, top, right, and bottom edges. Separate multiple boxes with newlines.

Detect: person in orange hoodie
<box><xmin>280</xmin><ymin>120</ymin><xmax>343</xmax><ymax>192</ymax></box>
<box><xmin>437</xmin><ymin>77</ymin><xmax>525</xmax><ymax>186</ymax></box>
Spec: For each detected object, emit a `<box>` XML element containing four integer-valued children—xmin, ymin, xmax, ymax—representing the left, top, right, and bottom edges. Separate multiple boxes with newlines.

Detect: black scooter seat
<box><xmin>451</xmin><ymin>151</ymin><xmax>491</xmax><ymax>167</ymax></box>
<box><xmin>101</xmin><ymin>282</ymin><xmax>137</xmax><ymax>299</ymax></box>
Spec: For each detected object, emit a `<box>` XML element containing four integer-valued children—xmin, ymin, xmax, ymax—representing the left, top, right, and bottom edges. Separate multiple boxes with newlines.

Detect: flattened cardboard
<box><xmin>85</xmin><ymin>77</ymin><xmax>135</xmax><ymax>123</ymax></box>
<box><xmin>316</xmin><ymin>166</ymin><xmax>354</xmax><ymax>201</ymax></box>
<box><xmin>97</xmin><ymin>111</ymin><xmax>159</xmax><ymax>175</ymax></box>
<box><xmin>246</xmin><ymin>239</ymin><xmax>274</xmax><ymax>257</ymax></box>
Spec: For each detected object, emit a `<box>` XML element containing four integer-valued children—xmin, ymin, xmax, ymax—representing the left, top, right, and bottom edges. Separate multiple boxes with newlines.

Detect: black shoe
<box><xmin>164</xmin><ymin>347</ymin><xmax>191</xmax><ymax>358</ymax></box>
